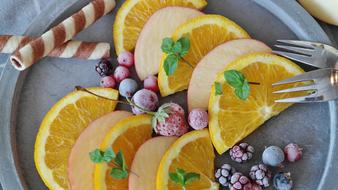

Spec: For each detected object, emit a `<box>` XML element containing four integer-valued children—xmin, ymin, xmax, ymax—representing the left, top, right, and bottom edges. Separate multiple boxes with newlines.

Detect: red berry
<box><xmin>143</xmin><ymin>75</ymin><xmax>159</xmax><ymax>92</ymax></box>
<box><xmin>100</xmin><ymin>75</ymin><xmax>116</xmax><ymax>88</ymax></box>
<box><xmin>188</xmin><ymin>108</ymin><xmax>208</xmax><ymax>130</ymax></box>
<box><xmin>114</xmin><ymin>66</ymin><xmax>130</xmax><ymax>83</ymax></box>
<box><xmin>154</xmin><ymin>103</ymin><xmax>188</xmax><ymax>137</ymax></box>
<box><xmin>117</xmin><ymin>51</ymin><xmax>134</xmax><ymax>68</ymax></box>
<box><xmin>284</xmin><ymin>143</ymin><xmax>302</xmax><ymax>162</ymax></box>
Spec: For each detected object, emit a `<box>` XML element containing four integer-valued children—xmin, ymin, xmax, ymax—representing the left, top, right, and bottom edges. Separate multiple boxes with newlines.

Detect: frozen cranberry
<box><xmin>113</xmin><ymin>66</ymin><xmax>130</xmax><ymax>83</ymax></box>
<box><xmin>100</xmin><ymin>75</ymin><xmax>116</xmax><ymax>88</ymax></box>
<box><xmin>284</xmin><ymin>143</ymin><xmax>302</xmax><ymax>162</ymax></box>
<box><xmin>143</xmin><ymin>75</ymin><xmax>159</xmax><ymax>92</ymax></box>
<box><xmin>117</xmin><ymin>51</ymin><xmax>134</xmax><ymax>68</ymax></box>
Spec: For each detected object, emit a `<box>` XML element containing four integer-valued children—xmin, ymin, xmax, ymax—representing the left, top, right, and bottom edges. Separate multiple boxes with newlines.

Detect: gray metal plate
<box><xmin>0</xmin><ymin>0</ymin><xmax>337</xmax><ymax>189</ymax></box>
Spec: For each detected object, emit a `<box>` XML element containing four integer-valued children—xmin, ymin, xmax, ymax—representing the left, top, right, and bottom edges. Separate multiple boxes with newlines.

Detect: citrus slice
<box><xmin>113</xmin><ymin>0</ymin><xmax>207</xmax><ymax>55</ymax></box>
<box><xmin>34</xmin><ymin>87</ymin><xmax>119</xmax><ymax>189</ymax></box>
<box><xmin>94</xmin><ymin>114</ymin><xmax>153</xmax><ymax>190</ymax></box>
<box><xmin>156</xmin><ymin>129</ymin><xmax>219</xmax><ymax>190</ymax></box>
<box><xmin>209</xmin><ymin>53</ymin><xmax>305</xmax><ymax>154</ymax></box>
<box><xmin>158</xmin><ymin>14</ymin><xmax>250</xmax><ymax>96</ymax></box>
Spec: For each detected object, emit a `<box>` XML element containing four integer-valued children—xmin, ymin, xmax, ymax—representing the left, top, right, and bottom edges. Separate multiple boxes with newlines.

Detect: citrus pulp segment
<box><xmin>158</xmin><ymin>14</ymin><xmax>250</xmax><ymax>96</ymax></box>
<box><xmin>113</xmin><ymin>0</ymin><xmax>207</xmax><ymax>54</ymax></box>
<box><xmin>34</xmin><ymin>87</ymin><xmax>119</xmax><ymax>189</ymax></box>
<box><xmin>208</xmin><ymin>53</ymin><xmax>305</xmax><ymax>154</ymax></box>
<box><xmin>94</xmin><ymin>114</ymin><xmax>153</xmax><ymax>190</ymax></box>
<box><xmin>156</xmin><ymin>129</ymin><xmax>219</xmax><ymax>190</ymax></box>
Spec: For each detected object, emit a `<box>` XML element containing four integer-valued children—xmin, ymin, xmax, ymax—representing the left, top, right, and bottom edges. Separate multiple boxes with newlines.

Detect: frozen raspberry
<box><xmin>117</xmin><ymin>51</ymin><xmax>134</xmax><ymax>68</ymax></box>
<box><xmin>143</xmin><ymin>75</ymin><xmax>159</xmax><ymax>92</ymax></box>
<box><xmin>100</xmin><ymin>75</ymin><xmax>116</xmax><ymax>88</ymax></box>
<box><xmin>153</xmin><ymin>103</ymin><xmax>188</xmax><ymax>137</ymax></box>
<box><xmin>284</xmin><ymin>143</ymin><xmax>302</xmax><ymax>162</ymax></box>
<box><xmin>95</xmin><ymin>58</ymin><xmax>113</xmax><ymax>76</ymax></box>
<box><xmin>229</xmin><ymin>143</ymin><xmax>254</xmax><ymax>163</ymax></box>
<box><xmin>273</xmin><ymin>172</ymin><xmax>293</xmax><ymax>190</ymax></box>
<box><xmin>215</xmin><ymin>164</ymin><xmax>236</xmax><ymax>187</ymax></box>
<box><xmin>131</xmin><ymin>89</ymin><xmax>158</xmax><ymax>114</ymax></box>
<box><xmin>188</xmin><ymin>108</ymin><xmax>208</xmax><ymax>130</ymax></box>
<box><xmin>119</xmin><ymin>78</ymin><xmax>138</xmax><ymax>97</ymax></box>
<box><xmin>262</xmin><ymin>146</ymin><xmax>284</xmax><ymax>167</ymax></box>
<box><xmin>114</xmin><ymin>66</ymin><xmax>130</xmax><ymax>83</ymax></box>
<box><xmin>229</xmin><ymin>172</ymin><xmax>252</xmax><ymax>190</ymax></box>
<box><xmin>249</xmin><ymin>164</ymin><xmax>271</xmax><ymax>188</ymax></box>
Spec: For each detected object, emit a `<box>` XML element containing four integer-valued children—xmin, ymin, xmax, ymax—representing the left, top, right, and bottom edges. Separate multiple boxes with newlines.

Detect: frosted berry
<box><xmin>248</xmin><ymin>183</ymin><xmax>263</xmax><ymax>190</ymax></box>
<box><xmin>117</xmin><ymin>51</ymin><xmax>134</xmax><ymax>68</ymax></box>
<box><xmin>249</xmin><ymin>164</ymin><xmax>271</xmax><ymax>188</ymax></box>
<box><xmin>262</xmin><ymin>146</ymin><xmax>285</xmax><ymax>167</ymax></box>
<box><xmin>284</xmin><ymin>143</ymin><xmax>302</xmax><ymax>162</ymax></box>
<box><xmin>229</xmin><ymin>143</ymin><xmax>254</xmax><ymax>163</ymax></box>
<box><xmin>143</xmin><ymin>75</ymin><xmax>159</xmax><ymax>92</ymax></box>
<box><xmin>188</xmin><ymin>108</ymin><xmax>208</xmax><ymax>130</ymax></box>
<box><xmin>131</xmin><ymin>89</ymin><xmax>158</xmax><ymax>114</ymax></box>
<box><xmin>100</xmin><ymin>75</ymin><xmax>116</xmax><ymax>88</ymax></box>
<box><xmin>119</xmin><ymin>78</ymin><xmax>138</xmax><ymax>97</ymax></box>
<box><xmin>215</xmin><ymin>164</ymin><xmax>236</xmax><ymax>187</ymax></box>
<box><xmin>153</xmin><ymin>103</ymin><xmax>188</xmax><ymax>137</ymax></box>
<box><xmin>114</xmin><ymin>66</ymin><xmax>130</xmax><ymax>83</ymax></box>
<box><xmin>95</xmin><ymin>58</ymin><xmax>113</xmax><ymax>76</ymax></box>
<box><xmin>229</xmin><ymin>172</ymin><xmax>251</xmax><ymax>190</ymax></box>
<box><xmin>273</xmin><ymin>172</ymin><xmax>293</xmax><ymax>190</ymax></box>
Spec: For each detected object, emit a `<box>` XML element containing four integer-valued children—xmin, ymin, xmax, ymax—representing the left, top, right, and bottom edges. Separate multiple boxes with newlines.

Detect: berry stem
<box><xmin>75</xmin><ymin>86</ymin><xmax>156</xmax><ymax>115</ymax></box>
<box><xmin>249</xmin><ymin>82</ymin><xmax>260</xmax><ymax>85</ymax></box>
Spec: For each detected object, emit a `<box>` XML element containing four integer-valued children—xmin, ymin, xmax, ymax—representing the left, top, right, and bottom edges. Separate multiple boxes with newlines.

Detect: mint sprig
<box><xmin>89</xmin><ymin>148</ymin><xmax>129</xmax><ymax>179</ymax></box>
<box><xmin>223</xmin><ymin>70</ymin><xmax>250</xmax><ymax>100</ymax></box>
<box><xmin>161</xmin><ymin>34</ymin><xmax>191</xmax><ymax>76</ymax></box>
<box><xmin>169</xmin><ymin>168</ymin><xmax>200</xmax><ymax>190</ymax></box>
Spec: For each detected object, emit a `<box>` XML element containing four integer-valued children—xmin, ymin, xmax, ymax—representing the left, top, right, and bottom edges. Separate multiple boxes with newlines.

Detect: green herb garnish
<box><xmin>221</xmin><ymin>70</ymin><xmax>250</xmax><ymax>100</ymax></box>
<box><xmin>169</xmin><ymin>168</ymin><xmax>200</xmax><ymax>190</ymax></box>
<box><xmin>90</xmin><ymin>148</ymin><xmax>128</xmax><ymax>179</ymax></box>
<box><xmin>161</xmin><ymin>34</ymin><xmax>192</xmax><ymax>76</ymax></box>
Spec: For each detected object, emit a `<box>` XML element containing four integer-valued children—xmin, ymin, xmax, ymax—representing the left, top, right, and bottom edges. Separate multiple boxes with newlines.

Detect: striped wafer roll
<box><xmin>0</xmin><ymin>35</ymin><xmax>110</xmax><ymax>59</ymax></box>
<box><xmin>10</xmin><ymin>0</ymin><xmax>115</xmax><ymax>70</ymax></box>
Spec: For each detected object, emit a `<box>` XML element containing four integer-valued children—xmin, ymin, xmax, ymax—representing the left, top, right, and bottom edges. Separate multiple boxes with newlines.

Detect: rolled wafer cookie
<box><xmin>0</xmin><ymin>35</ymin><xmax>110</xmax><ymax>59</ymax></box>
<box><xmin>10</xmin><ymin>0</ymin><xmax>116</xmax><ymax>70</ymax></box>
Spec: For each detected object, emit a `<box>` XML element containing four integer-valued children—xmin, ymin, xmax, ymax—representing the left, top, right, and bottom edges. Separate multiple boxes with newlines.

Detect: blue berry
<box><xmin>119</xmin><ymin>78</ymin><xmax>138</xmax><ymax>97</ymax></box>
<box><xmin>273</xmin><ymin>172</ymin><xmax>293</xmax><ymax>190</ymax></box>
<box><xmin>262</xmin><ymin>146</ymin><xmax>284</xmax><ymax>167</ymax></box>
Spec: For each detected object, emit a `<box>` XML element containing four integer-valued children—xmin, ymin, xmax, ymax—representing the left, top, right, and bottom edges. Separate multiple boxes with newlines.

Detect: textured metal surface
<box><xmin>0</xmin><ymin>0</ymin><xmax>337</xmax><ymax>190</ymax></box>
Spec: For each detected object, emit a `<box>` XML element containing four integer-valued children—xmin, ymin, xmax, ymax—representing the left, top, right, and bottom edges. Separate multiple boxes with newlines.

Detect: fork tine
<box><xmin>274</xmin><ymin>94</ymin><xmax>320</xmax><ymax>103</ymax></box>
<box><xmin>277</xmin><ymin>40</ymin><xmax>315</xmax><ymax>49</ymax></box>
<box><xmin>272</xmin><ymin>50</ymin><xmax>314</xmax><ymax>65</ymax></box>
<box><xmin>272</xmin><ymin>71</ymin><xmax>315</xmax><ymax>86</ymax></box>
<box><xmin>274</xmin><ymin>45</ymin><xmax>314</xmax><ymax>55</ymax></box>
<box><xmin>273</xmin><ymin>84</ymin><xmax>316</xmax><ymax>93</ymax></box>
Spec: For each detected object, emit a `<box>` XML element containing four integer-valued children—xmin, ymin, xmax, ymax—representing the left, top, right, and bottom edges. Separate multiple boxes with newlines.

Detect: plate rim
<box><xmin>0</xmin><ymin>0</ymin><xmax>336</xmax><ymax>189</ymax></box>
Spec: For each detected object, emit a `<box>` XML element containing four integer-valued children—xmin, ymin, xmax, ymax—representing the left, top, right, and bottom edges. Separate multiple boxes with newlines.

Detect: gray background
<box><xmin>0</xmin><ymin>0</ymin><xmax>338</xmax><ymax>190</ymax></box>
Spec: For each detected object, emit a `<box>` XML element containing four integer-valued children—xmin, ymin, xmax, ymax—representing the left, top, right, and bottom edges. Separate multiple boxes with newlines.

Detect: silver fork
<box><xmin>272</xmin><ymin>40</ymin><xmax>338</xmax><ymax>102</ymax></box>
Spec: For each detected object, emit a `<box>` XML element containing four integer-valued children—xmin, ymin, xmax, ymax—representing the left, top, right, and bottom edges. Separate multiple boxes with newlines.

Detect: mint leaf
<box><xmin>235</xmin><ymin>79</ymin><xmax>250</xmax><ymax>100</ymax></box>
<box><xmin>173</xmin><ymin>41</ymin><xmax>183</xmax><ymax>54</ymax></box>
<box><xmin>169</xmin><ymin>173</ymin><xmax>183</xmax><ymax>185</ymax></box>
<box><xmin>224</xmin><ymin>70</ymin><xmax>250</xmax><ymax>100</ymax></box>
<box><xmin>89</xmin><ymin>149</ymin><xmax>104</xmax><ymax>163</ymax></box>
<box><xmin>110</xmin><ymin>168</ymin><xmax>128</xmax><ymax>179</ymax></box>
<box><xmin>164</xmin><ymin>54</ymin><xmax>179</xmax><ymax>76</ymax></box>
<box><xmin>115</xmin><ymin>150</ymin><xmax>127</xmax><ymax>170</ymax></box>
<box><xmin>224</xmin><ymin>70</ymin><xmax>245</xmax><ymax>88</ymax></box>
<box><xmin>177</xmin><ymin>35</ymin><xmax>190</xmax><ymax>57</ymax></box>
<box><xmin>103</xmin><ymin>148</ymin><xmax>115</xmax><ymax>162</ymax></box>
<box><xmin>185</xmin><ymin>172</ymin><xmax>200</xmax><ymax>184</ymax></box>
<box><xmin>215</xmin><ymin>82</ymin><xmax>222</xmax><ymax>95</ymax></box>
<box><xmin>161</xmin><ymin>38</ymin><xmax>174</xmax><ymax>53</ymax></box>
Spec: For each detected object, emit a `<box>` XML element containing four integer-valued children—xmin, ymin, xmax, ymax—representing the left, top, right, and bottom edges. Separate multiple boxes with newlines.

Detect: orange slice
<box><xmin>156</xmin><ymin>129</ymin><xmax>219</xmax><ymax>190</ymax></box>
<box><xmin>34</xmin><ymin>87</ymin><xmax>118</xmax><ymax>189</ymax></box>
<box><xmin>113</xmin><ymin>0</ymin><xmax>207</xmax><ymax>55</ymax></box>
<box><xmin>158</xmin><ymin>14</ymin><xmax>250</xmax><ymax>96</ymax></box>
<box><xmin>94</xmin><ymin>114</ymin><xmax>153</xmax><ymax>190</ymax></box>
<box><xmin>208</xmin><ymin>53</ymin><xmax>305</xmax><ymax>154</ymax></box>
